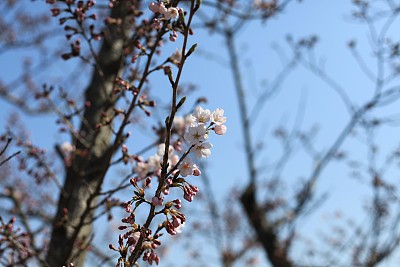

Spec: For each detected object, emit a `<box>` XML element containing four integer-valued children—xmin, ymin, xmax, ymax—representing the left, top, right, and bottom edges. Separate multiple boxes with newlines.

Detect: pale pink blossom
<box><xmin>193</xmin><ymin>106</ymin><xmax>211</xmax><ymax>124</ymax></box>
<box><xmin>211</xmin><ymin>108</ymin><xmax>227</xmax><ymax>125</ymax></box>
<box><xmin>178</xmin><ymin>157</ymin><xmax>195</xmax><ymax>177</ymax></box>
<box><xmin>164</xmin><ymin>7</ymin><xmax>179</xmax><ymax>20</ymax></box>
<box><xmin>61</xmin><ymin>141</ymin><xmax>74</xmax><ymax>154</ymax></box>
<box><xmin>185</xmin><ymin>114</ymin><xmax>197</xmax><ymax>126</ymax></box>
<box><xmin>194</xmin><ymin>142</ymin><xmax>213</xmax><ymax>158</ymax></box>
<box><xmin>184</xmin><ymin>124</ymin><xmax>208</xmax><ymax>145</ymax></box>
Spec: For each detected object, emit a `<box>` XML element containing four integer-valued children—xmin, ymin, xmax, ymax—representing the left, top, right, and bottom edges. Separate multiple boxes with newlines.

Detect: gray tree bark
<box><xmin>46</xmin><ymin>2</ymin><xmax>136</xmax><ymax>266</ymax></box>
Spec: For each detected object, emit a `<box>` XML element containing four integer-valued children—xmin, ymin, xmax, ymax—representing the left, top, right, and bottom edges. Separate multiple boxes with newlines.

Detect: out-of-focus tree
<box><xmin>188</xmin><ymin>1</ymin><xmax>400</xmax><ymax>267</ymax></box>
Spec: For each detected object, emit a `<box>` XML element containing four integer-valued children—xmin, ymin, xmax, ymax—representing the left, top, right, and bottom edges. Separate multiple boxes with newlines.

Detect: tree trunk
<box><xmin>46</xmin><ymin>2</ymin><xmax>135</xmax><ymax>266</ymax></box>
<box><xmin>240</xmin><ymin>185</ymin><xmax>293</xmax><ymax>267</ymax></box>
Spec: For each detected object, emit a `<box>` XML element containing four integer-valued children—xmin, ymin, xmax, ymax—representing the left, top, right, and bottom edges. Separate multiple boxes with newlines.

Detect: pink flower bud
<box><xmin>145</xmin><ymin>177</ymin><xmax>152</xmax><ymax>187</ymax></box>
<box><xmin>169</xmin><ymin>34</ymin><xmax>177</xmax><ymax>42</ymax></box>
<box><xmin>172</xmin><ymin>217</ymin><xmax>181</xmax><ymax>228</ymax></box>
<box><xmin>130</xmin><ymin>177</ymin><xmax>137</xmax><ymax>186</ymax></box>
<box><xmin>125</xmin><ymin>204</ymin><xmax>132</xmax><ymax>213</ymax></box>
<box><xmin>131</xmin><ymin>54</ymin><xmax>139</xmax><ymax>63</ymax></box>
<box><xmin>51</xmin><ymin>8</ymin><xmax>60</xmax><ymax>16</ymax></box>
<box><xmin>184</xmin><ymin>193</ymin><xmax>193</xmax><ymax>202</ymax></box>
<box><xmin>163</xmin><ymin>187</ymin><xmax>170</xmax><ymax>195</ymax></box>
<box><xmin>148</xmin><ymin>2</ymin><xmax>159</xmax><ymax>13</ymax></box>
<box><xmin>193</xmin><ymin>167</ymin><xmax>201</xmax><ymax>176</ymax></box>
<box><xmin>214</xmin><ymin>124</ymin><xmax>227</xmax><ymax>135</ymax></box>
<box><xmin>169</xmin><ymin>31</ymin><xmax>178</xmax><ymax>42</ymax></box>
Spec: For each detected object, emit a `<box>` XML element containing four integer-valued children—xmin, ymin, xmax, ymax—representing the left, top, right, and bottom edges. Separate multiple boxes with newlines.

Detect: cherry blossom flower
<box><xmin>158</xmin><ymin>4</ymin><xmax>168</xmax><ymax>14</ymax></box>
<box><xmin>61</xmin><ymin>141</ymin><xmax>74</xmax><ymax>154</ymax></box>
<box><xmin>164</xmin><ymin>7</ymin><xmax>179</xmax><ymax>20</ymax></box>
<box><xmin>193</xmin><ymin>106</ymin><xmax>211</xmax><ymax>124</ymax></box>
<box><xmin>194</xmin><ymin>142</ymin><xmax>213</xmax><ymax>158</ymax></box>
<box><xmin>211</xmin><ymin>108</ymin><xmax>227</xmax><ymax>125</ymax></box>
<box><xmin>185</xmin><ymin>114</ymin><xmax>197</xmax><ymax>126</ymax></box>
<box><xmin>184</xmin><ymin>124</ymin><xmax>208</xmax><ymax>145</ymax></box>
<box><xmin>178</xmin><ymin>157</ymin><xmax>196</xmax><ymax>177</ymax></box>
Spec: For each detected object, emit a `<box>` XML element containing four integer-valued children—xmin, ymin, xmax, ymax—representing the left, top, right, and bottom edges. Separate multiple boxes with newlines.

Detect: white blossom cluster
<box><xmin>134</xmin><ymin>106</ymin><xmax>227</xmax><ymax>179</ymax></box>
<box><xmin>178</xmin><ymin>106</ymin><xmax>227</xmax><ymax>177</ymax></box>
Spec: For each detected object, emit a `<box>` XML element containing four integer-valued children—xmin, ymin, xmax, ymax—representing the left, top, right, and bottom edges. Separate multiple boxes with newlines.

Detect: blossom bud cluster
<box><xmin>46</xmin><ymin>0</ymin><xmax>101</xmax><ymax>60</ymax></box>
<box><xmin>0</xmin><ymin>216</ymin><xmax>33</xmax><ymax>264</ymax></box>
<box><xmin>148</xmin><ymin>1</ymin><xmax>182</xmax><ymax>20</ymax></box>
<box><xmin>148</xmin><ymin>1</ymin><xmax>183</xmax><ymax>41</ymax></box>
